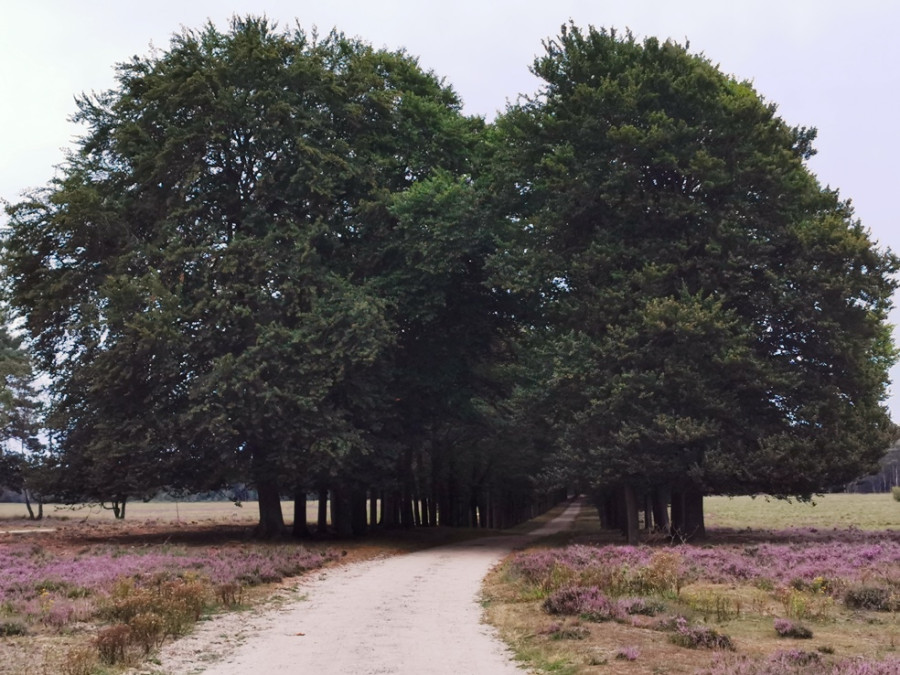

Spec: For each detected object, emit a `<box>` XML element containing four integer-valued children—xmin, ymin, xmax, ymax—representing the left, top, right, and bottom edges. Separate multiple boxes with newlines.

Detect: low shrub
<box><xmin>843</xmin><ymin>585</ymin><xmax>898</xmax><ymax>611</ymax></box>
<box><xmin>699</xmin><ymin>652</ymin><xmax>900</xmax><ymax>674</ymax></box>
<box><xmin>835</xmin><ymin>656</ymin><xmax>900</xmax><ymax>674</ymax></box>
<box><xmin>769</xmin><ymin>649</ymin><xmax>822</xmax><ymax>669</ymax></box>
<box><xmin>101</xmin><ymin>575</ymin><xmax>210</xmax><ymax>634</ymax></box>
<box><xmin>216</xmin><ymin>581</ymin><xmax>243</xmax><ymax>607</ymax></box>
<box><xmin>94</xmin><ymin>623</ymin><xmax>132</xmax><ymax>665</ymax></box>
<box><xmin>551</xmin><ymin>625</ymin><xmax>590</xmax><ymax>640</ymax></box>
<box><xmin>58</xmin><ymin>646</ymin><xmax>98</xmax><ymax>675</ymax></box>
<box><xmin>543</xmin><ymin>585</ymin><xmax>617</xmax><ymax>621</ymax></box>
<box><xmin>616</xmin><ymin>596</ymin><xmax>665</xmax><ymax>616</ymax></box>
<box><xmin>615</xmin><ymin>646</ymin><xmax>640</xmax><ymax>661</ymax></box>
<box><xmin>668</xmin><ymin>617</ymin><xmax>735</xmax><ymax>651</ymax></box>
<box><xmin>774</xmin><ymin>618</ymin><xmax>813</xmax><ymax>639</ymax></box>
<box><xmin>0</xmin><ymin>620</ymin><xmax>26</xmax><ymax>636</ymax></box>
<box><xmin>129</xmin><ymin>611</ymin><xmax>166</xmax><ymax>653</ymax></box>
<box><xmin>892</xmin><ymin>486</ymin><xmax>900</xmax><ymax>502</ymax></box>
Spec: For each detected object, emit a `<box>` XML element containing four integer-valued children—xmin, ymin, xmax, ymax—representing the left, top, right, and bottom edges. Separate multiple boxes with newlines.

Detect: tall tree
<box><xmin>2</xmin><ymin>17</ymin><xmax>475</xmax><ymax>535</ymax></box>
<box><xmin>491</xmin><ymin>24</ymin><xmax>898</xmax><ymax>540</ymax></box>
<box><xmin>0</xmin><ymin>318</ymin><xmax>45</xmax><ymax>517</ymax></box>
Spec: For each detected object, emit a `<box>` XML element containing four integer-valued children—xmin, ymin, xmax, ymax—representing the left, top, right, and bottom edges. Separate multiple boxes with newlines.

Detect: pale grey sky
<box><xmin>2</xmin><ymin>1</ymin><xmax>899</xmax><ymax>415</ymax></box>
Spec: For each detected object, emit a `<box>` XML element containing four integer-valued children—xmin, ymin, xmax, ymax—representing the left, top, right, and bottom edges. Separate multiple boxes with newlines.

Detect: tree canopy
<box><xmin>2</xmin><ymin>19</ymin><xmax>895</xmax><ymax>540</ymax></box>
<box><xmin>488</xmin><ymin>25</ymin><xmax>898</xmax><ymax>539</ymax></box>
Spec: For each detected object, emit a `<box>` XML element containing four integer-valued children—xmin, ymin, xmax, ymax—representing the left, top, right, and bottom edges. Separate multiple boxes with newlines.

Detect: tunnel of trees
<box><xmin>2</xmin><ymin>18</ymin><xmax>896</xmax><ymax>540</ymax></box>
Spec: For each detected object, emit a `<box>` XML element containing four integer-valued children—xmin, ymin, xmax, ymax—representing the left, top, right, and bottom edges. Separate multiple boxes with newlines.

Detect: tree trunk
<box><xmin>651</xmin><ymin>485</ymin><xmax>670</xmax><ymax>534</ymax></box>
<box><xmin>477</xmin><ymin>490</ymin><xmax>489</xmax><ymax>528</ymax></box>
<box><xmin>107</xmin><ymin>497</ymin><xmax>127</xmax><ymax>520</ymax></box>
<box><xmin>380</xmin><ymin>490</ymin><xmax>396</xmax><ymax>528</ymax></box>
<box><xmin>622</xmin><ymin>484</ymin><xmax>640</xmax><ymax>545</ymax></box>
<box><xmin>412</xmin><ymin>496</ymin><xmax>422</xmax><ymax>527</ymax></box>
<box><xmin>331</xmin><ymin>487</ymin><xmax>353</xmax><ymax>537</ymax></box>
<box><xmin>24</xmin><ymin>489</ymin><xmax>36</xmax><ymax>520</ymax></box>
<box><xmin>682</xmin><ymin>485</ymin><xmax>706</xmax><ymax>541</ymax></box>
<box><xmin>317</xmin><ymin>487</ymin><xmax>329</xmax><ymax>533</ymax></box>
<box><xmin>400</xmin><ymin>485</ymin><xmax>414</xmax><ymax>528</ymax></box>
<box><xmin>255</xmin><ymin>479</ymin><xmax>284</xmax><ymax>538</ymax></box>
<box><xmin>670</xmin><ymin>485</ymin><xmax>705</xmax><ymax>541</ymax></box>
<box><xmin>292</xmin><ymin>487</ymin><xmax>310</xmax><ymax>539</ymax></box>
<box><xmin>350</xmin><ymin>488</ymin><xmax>367</xmax><ymax>537</ymax></box>
<box><xmin>369</xmin><ymin>490</ymin><xmax>378</xmax><ymax>528</ymax></box>
<box><xmin>670</xmin><ymin>489</ymin><xmax>684</xmax><ymax>539</ymax></box>
<box><xmin>643</xmin><ymin>492</ymin><xmax>653</xmax><ymax>531</ymax></box>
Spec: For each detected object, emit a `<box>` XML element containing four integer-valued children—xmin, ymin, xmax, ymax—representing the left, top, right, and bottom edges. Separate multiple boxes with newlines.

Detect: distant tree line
<box><xmin>1</xmin><ymin>19</ymin><xmax>896</xmax><ymax>539</ymax></box>
<box><xmin>846</xmin><ymin>445</ymin><xmax>900</xmax><ymax>493</ymax></box>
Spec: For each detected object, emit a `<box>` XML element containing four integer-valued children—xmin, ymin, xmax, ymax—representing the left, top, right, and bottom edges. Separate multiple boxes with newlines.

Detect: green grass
<box><xmin>704</xmin><ymin>493</ymin><xmax>899</xmax><ymax>531</ymax></box>
<box><xmin>4</xmin><ymin>492</ymin><xmax>893</xmax><ymax>530</ymax></box>
<box><xmin>0</xmin><ymin>500</ymin><xmax>306</xmax><ymax>523</ymax></box>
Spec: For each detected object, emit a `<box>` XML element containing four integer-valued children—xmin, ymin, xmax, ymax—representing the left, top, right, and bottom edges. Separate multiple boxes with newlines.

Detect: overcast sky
<box><xmin>2</xmin><ymin>1</ymin><xmax>899</xmax><ymax>416</ymax></box>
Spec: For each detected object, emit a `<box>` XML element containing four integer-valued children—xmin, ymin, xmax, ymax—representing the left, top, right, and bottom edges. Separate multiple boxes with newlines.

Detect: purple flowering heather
<box><xmin>543</xmin><ymin>585</ymin><xmax>618</xmax><ymax>619</ymax></box>
<box><xmin>699</xmin><ymin>653</ymin><xmax>900</xmax><ymax>674</ymax></box>
<box><xmin>509</xmin><ymin>528</ymin><xmax>900</xmax><ymax>592</ymax></box>
<box><xmin>615</xmin><ymin>646</ymin><xmax>640</xmax><ymax>661</ymax></box>
<box><xmin>0</xmin><ymin>541</ymin><xmax>337</xmax><ymax>630</ymax></box>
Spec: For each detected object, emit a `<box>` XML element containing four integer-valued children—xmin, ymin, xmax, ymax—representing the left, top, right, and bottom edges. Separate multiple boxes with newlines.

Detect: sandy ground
<box><xmin>135</xmin><ymin>500</ymin><xmax>582</xmax><ymax>675</ymax></box>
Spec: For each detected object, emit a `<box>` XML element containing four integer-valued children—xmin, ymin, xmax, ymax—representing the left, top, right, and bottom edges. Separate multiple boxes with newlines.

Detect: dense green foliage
<box><xmin>2</xmin><ymin>19</ymin><xmax>896</xmax><ymax>538</ymax></box>
<box><xmin>0</xmin><ymin>319</ymin><xmax>43</xmax><ymax>516</ymax></box>
<box><xmin>2</xmin><ymin>17</ymin><xmax>540</xmax><ymax>534</ymax></box>
<box><xmin>489</xmin><ymin>25</ymin><xmax>897</xmax><ymax>539</ymax></box>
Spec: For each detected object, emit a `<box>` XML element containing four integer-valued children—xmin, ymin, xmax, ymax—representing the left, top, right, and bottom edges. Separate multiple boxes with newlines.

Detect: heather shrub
<box><xmin>0</xmin><ymin>619</ymin><xmax>26</xmax><ymax>636</ymax></box>
<box><xmin>835</xmin><ymin>656</ymin><xmax>900</xmax><ymax>674</ymax></box>
<box><xmin>699</xmin><ymin>652</ymin><xmax>900</xmax><ymax>674</ymax></box>
<box><xmin>843</xmin><ymin>585</ymin><xmax>898</xmax><ymax>611</ymax></box>
<box><xmin>543</xmin><ymin>585</ymin><xmax>618</xmax><ymax>621</ymax></box>
<box><xmin>616</xmin><ymin>596</ymin><xmax>665</xmax><ymax>616</ymax></box>
<box><xmin>768</xmin><ymin>649</ymin><xmax>822</xmax><ymax>669</ymax></box>
<box><xmin>615</xmin><ymin>646</ymin><xmax>640</xmax><ymax>661</ymax></box>
<box><xmin>668</xmin><ymin>617</ymin><xmax>735</xmax><ymax>650</ymax></box>
<box><xmin>509</xmin><ymin>534</ymin><xmax>900</xmax><ymax>604</ymax></box>
<box><xmin>774</xmin><ymin>618</ymin><xmax>813</xmax><ymax>639</ymax></box>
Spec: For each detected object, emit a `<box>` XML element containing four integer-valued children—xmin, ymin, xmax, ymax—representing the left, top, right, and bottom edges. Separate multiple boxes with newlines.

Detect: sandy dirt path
<box><xmin>143</xmin><ymin>500</ymin><xmax>582</xmax><ymax>675</ymax></box>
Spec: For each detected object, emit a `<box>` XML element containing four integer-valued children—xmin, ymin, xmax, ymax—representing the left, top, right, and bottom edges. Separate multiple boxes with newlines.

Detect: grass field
<box><xmin>704</xmin><ymin>493</ymin><xmax>899</xmax><ymax>531</ymax></box>
<box><xmin>2</xmin><ymin>492</ymin><xmax>895</xmax><ymax>528</ymax></box>
<box><xmin>0</xmin><ymin>500</ymin><xmax>311</xmax><ymax>525</ymax></box>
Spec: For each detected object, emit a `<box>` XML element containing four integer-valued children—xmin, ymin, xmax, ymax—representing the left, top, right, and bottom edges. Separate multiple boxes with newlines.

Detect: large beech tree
<box><xmin>491</xmin><ymin>25</ymin><xmax>898</xmax><ymax>541</ymax></box>
<box><xmin>2</xmin><ymin>17</ymin><xmax>485</xmax><ymax>535</ymax></box>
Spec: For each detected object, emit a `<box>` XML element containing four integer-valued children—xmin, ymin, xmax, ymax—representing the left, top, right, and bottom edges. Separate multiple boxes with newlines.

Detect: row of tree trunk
<box><xmin>595</xmin><ymin>483</ymin><xmax>706</xmax><ymax>544</ymax></box>
<box><xmin>256</xmin><ymin>481</ymin><xmax>568</xmax><ymax>538</ymax></box>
